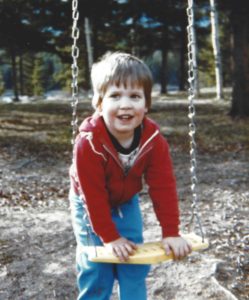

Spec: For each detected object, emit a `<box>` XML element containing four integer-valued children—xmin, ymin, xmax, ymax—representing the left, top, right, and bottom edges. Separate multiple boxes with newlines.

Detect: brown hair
<box><xmin>91</xmin><ymin>52</ymin><xmax>153</xmax><ymax>109</ymax></box>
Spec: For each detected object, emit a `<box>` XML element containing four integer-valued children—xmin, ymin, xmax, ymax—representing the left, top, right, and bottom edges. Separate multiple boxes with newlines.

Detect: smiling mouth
<box><xmin>117</xmin><ymin>115</ymin><xmax>133</xmax><ymax>120</ymax></box>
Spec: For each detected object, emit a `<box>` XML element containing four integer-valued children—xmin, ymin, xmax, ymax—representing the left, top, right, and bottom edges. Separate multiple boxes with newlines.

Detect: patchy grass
<box><xmin>150</xmin><ymin>101</ymin><xmax>249</xmax><ymax>154</ymax></box>
<box><xmin>0</xmin><ymin>97</ymin><xmax>249</xmax><ymax>161</ymax></box>
<box><xmin>0</xmin><ymin>101</ymin><xmax>91</xmax><ymax>161</ymax></box>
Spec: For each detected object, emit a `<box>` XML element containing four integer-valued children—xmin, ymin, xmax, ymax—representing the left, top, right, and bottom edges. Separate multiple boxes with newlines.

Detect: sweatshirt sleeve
<box><xmin>74</xmin><ymin>136</ymin><xmax>120</xmax><ymax>243</ymax></box>
<box><xmin>144</xmin><ymin>135</ymin><xmax>180</xmax><ymax>237</ymax></box>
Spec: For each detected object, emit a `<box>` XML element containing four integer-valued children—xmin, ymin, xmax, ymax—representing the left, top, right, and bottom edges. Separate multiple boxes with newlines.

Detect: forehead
<box><xmin>105</xmin><ymin>82</ymin><xmax>144</xmax><ymax>92</ymax></box>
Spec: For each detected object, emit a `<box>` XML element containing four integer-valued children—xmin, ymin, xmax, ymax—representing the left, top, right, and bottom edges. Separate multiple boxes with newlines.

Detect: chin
<box><xmin>116</xmin><ymin>128</ymin><xmax>133</xmax><ymax>133</ymax></box>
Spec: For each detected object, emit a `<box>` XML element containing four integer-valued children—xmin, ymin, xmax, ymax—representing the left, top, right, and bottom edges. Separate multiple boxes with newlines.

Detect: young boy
<box><xmin>69</xmin><ymin>52</ymin><xmax>192</xmax><ymax>300</ymax></box>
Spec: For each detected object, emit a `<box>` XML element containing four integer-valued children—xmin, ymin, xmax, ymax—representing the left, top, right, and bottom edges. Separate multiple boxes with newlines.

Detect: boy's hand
<box><xmin>104</xmin><ymin>237</ymin><xmax>137</xmax><ymax>262</ymax></box>
<box><xmin>162</xmin><ymin>236</ymin><xmax>192</xmax><ymax>260</ymax></box>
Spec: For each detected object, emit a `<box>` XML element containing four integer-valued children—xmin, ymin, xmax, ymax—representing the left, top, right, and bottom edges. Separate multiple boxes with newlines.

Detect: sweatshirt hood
<box><xmin>79</xmin><ymin>112</ymin><xmax>102</xmax><ymax>133</ymax></box>
<box><xmin>78</xmin><ymin>112</ymin><xmax>160</xmax><ymax>148</ymax></box>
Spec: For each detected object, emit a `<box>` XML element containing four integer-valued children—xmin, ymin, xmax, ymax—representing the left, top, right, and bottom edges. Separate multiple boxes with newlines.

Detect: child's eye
<box><xmin>110</xmin><ymin>93</ymin><xmax>120</xmax><ymax>99</ymax></box>
<box><xmin>131</xmin><ymin>94</ymin><xmax>141</xmax><ymax>99</ymax></box>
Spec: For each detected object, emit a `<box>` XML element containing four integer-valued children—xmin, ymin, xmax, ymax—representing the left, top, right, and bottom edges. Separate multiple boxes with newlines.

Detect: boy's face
<box><xmin>99</xmin><ymin>83</ymin><xmax>148</xmax><ymax>141</ymax></box>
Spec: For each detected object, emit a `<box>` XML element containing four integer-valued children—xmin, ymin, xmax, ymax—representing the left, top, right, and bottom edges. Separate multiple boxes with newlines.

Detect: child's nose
<box><xmin>120</xmin><ymin>97</ymin><xmax>132</xmax><ymax>108</ymax></box>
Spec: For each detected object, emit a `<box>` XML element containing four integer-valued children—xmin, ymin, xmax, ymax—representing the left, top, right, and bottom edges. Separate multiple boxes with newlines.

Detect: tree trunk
<box><xmin>160</xmin><ymin>49</ymin><xmax>168</xmax><ymax>94</ymax></box>
<box><xmin>160</xmin><ymin>23</ymin><xmax>168</xmax><ymax>94</ymax></box>
<box><xmin>84</xmin><ymin>17</ymin><xmax>94</xmax><ymax>74</ymax></box>
<box><xmin>0</xmin><ymin>71</ymin><xmax>5</xmax><ymax>95</ymax></box>
<box><xmin>130</xmin><ymin>26</ymin><xmax>139</xmax><ymax>57</ymax></box>
<box><xmin>10</xmin><ymin>47</ymin><xmax>19</xmax><ymax>102</ymax></box>
<box><xmin>130</xmin><ymin>14</ymin><xmax>139</xmax><ymax>57</ymax></box>
<box><xmin>91</xmin><ymin>20</ymin><xmax>99</xmax><ymax>62</ymax></box>
<box><xmin>230</xmin><ymin>2</ymin><xmax>249</xmax><ymax>117</ymax></box>
<box><xmin>179</xmin><ymin>12</ymin><xmax>188</xmax><ymax>91</ymax></box>
<box><xmin>19</xmin><ymin>52</ymin><xmax>24</xmax><ymax>95</ymax></box>
<box><xmin>191</xmin><ymin>10</ymin><xmax>200</xmax><ymax>97</ymax></box>
<box><xmin>210</xmin><ymin>0</ymin><xmax>223</xmax><ymax>100</ymax></box>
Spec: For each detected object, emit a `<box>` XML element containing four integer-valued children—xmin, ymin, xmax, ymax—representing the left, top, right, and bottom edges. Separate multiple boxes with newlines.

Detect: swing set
<box><xmin>70</xmin><ymin>0</ymin><xmax>209</xmax><ymax>264</ymax></box>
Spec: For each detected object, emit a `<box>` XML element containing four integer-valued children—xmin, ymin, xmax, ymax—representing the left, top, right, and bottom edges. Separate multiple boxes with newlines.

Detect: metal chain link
<box><xmin>186</xmin><ymin>0</ymin><xmax>205</xmax><ymax>241</ymax></box>
<box><xmin>71</xmin><ymin>0</ymin><xmax>80</xmax><ymax>146</ymax></box>
<box><xmin>71</xmin><ymin>1</ymin><xmax>97</xmax><ymax>257</ymax></box>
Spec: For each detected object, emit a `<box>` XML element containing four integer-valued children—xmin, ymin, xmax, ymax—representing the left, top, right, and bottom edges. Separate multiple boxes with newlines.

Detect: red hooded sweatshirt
<box><xmin>70</xmin><ymin>113</ymin><xmax>180</xmax><ymax>243</ymax></box>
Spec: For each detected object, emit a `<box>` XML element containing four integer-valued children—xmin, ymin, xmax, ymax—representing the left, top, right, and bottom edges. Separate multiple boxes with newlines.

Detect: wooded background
<box><xmin>0</xmin><ymin>0</ymin><xmax>248</xmax><ymax>117</ymax></box>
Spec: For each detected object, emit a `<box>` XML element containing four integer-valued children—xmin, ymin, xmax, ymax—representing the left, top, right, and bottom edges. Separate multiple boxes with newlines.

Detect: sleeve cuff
<box><xmin>100</xmin><ymin>231</ymin><xmax>121</xmax><ymax>244</ymax></box>
<box><xmin>162</xmin><ymin>225</ymin><xmax>180</xmax><ymax>238</ymax></box>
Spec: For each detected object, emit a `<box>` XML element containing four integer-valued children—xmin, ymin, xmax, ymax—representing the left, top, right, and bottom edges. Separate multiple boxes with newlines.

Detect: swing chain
<box><xmin>71</xmin><ymin>1</ymin><xmax>98</xmax><ymax>257</ymax></box>
<box><xmin>186</xmin><ymin>0</ymin><xmax>205</xmax><ymax>242</ymax></box>
<box><xmin>71</xmin><ymin>0</ymin><xmax>80</xmax><ymax>146</ymax></box>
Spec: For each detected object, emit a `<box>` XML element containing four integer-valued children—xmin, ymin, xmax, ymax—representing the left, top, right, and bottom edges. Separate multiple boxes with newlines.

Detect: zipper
<box><xmin>134</xmin><ymin>146</ymin><xmax>153</xmax><ymax>165</ymax></box>
<box><xmin>103</xmin><ymin>144</ymin><xmax>124</xmax><ymax>170</ymax></box>
<box><xmin>103</xmin><ymin>144</ymin><xmax>152</xmax><ymax>173</ymax></box>
<box><xmin>140</xmin><ymin>130</ymin><xmax>159</xmax><ymax>152</ymax></box>
<box><xmin>131</xmin><ymin>129</ymin><xmax>159</xmax><ymax>167</ymax></box>
<box><xmin>102</xmin><ymin>129</ymin><xmax>159</xmax><ymax>174</ymax></box>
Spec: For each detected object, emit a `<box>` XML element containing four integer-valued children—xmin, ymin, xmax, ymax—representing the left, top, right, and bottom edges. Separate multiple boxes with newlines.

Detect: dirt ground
<box><xmin>0</xmin><ymin>97</ymin><xmax>248</xmax><ymax>300</ymax></box>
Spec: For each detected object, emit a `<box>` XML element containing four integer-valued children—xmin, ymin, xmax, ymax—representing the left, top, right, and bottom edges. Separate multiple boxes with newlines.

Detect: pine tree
<box><xmin>22</xmin><ymin>52</ymin><xmax>35</xmax><ymax>96</ymax></box>
<box><xmin>53</xmin><ymin>63</ymin><xmax>72</xmax><ymax>92</ymax></box>
<box><xmin>0</xmin><ymin>71</ymin><xmax>5</xmax><ymax>95</ymax></box>
<box><xmin>32</xmin><ymin>54</ymin><xmax>45</xmax><ymax>96</ymax></box>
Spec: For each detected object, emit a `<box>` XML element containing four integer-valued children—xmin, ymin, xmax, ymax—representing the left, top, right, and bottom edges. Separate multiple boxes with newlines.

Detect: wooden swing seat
<box><xmin>87</xmin><ymin>232</ymin><xmax>209</xmax><ymax>264</ymax></box>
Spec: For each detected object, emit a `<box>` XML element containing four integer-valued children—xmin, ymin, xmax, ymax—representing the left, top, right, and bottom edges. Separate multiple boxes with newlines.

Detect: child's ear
<box><xmin>145</xmin><ymin>107</ymin><xmax>148</xmax><ymax>113</ymax></box>
<box><xmin>92</xmin><ymin>93</ymin><xmax>101</xmax><ymax>110</ymax></box>
<box><xmin>96</xmin><ymin>103</ymin><xmax>102</xmax><ymax>114</ymax></box>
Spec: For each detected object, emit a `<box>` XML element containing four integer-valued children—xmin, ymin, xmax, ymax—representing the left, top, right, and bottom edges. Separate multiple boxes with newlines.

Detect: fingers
<box><xmin>175</xmin><ymin>242</ymin><xmax>191</xmax><ymax>258</ymax></box>
<box><xmin>128</xmin><ymin>241</ymin><xmax>138</xmax><ymax>250</ymax></box>
<box><xmin>170</xmin><ymin>245</ymin><xmax>183</xmax><ymax>260</ymax></box>
<box><xmin>164</xmin><ymin>243</ymin><xmax>171</xmax><ymax>256</ymax></box>
<box><xmin>113</xmin><ymin>245</ymin><xmax>129</xmax><ymax>262</ymax></box>
<box><xmin>173</xmin><ymin>244</ymin><xmax>191</xmax><ymax>260</ymax></box>
<box><xmin>186</xmin><ymin>241</ymin><xmax>192</xmax><ymax>253</ymax></box>
<box><xmin>113</xmin><ymin>241</ymin><xmax>137</xmax><ymax>262</ymax></box>
<box><xmin>163</xmin><ymin>237</ymin><xmax>192</xmax><ymax>260</ymax></box>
